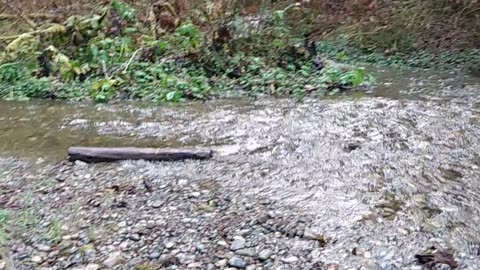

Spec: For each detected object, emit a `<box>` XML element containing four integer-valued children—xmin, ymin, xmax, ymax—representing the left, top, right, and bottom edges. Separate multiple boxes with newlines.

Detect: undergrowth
<box><xmin>318</xmin><ymin>38</ymin><xmax>480</xmax><ymax>71</ymax></box>
<box><xmin>0</xmin><ymin>0</ymin><xmax>374</xmax><ymax>102</ymax></box>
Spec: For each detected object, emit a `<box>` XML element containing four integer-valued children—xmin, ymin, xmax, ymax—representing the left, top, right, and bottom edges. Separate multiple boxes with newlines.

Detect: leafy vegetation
<box><xmin>0</xmin><ymin>0</ymin><xmax>375</xmax><ymax>102</ymax></box>
<box><xmin>0</xmin><ymin>210</ymin><xmax>9</xmax><ymax>246</ymax></box>
<box><xmin>318</xmin><ymin>39</ymin><xmax>480</xmax><ymax>71</ymax></box>
<box><xmin>47</xmin><ymin>219</ymin><xmax>62</xmax><ymax>243</ymax></box>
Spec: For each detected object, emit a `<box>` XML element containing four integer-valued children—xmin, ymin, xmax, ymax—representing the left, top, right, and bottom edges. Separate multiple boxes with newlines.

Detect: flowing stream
<box><xmin>1</xmin><ymin>67</ymin><xmax>480</xmax><ymax>269</ymax></box>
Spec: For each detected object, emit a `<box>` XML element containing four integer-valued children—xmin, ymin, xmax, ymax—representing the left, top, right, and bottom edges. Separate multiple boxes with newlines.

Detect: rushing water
<box><xmin>0</xmin><ymin>68</ymin><xmax>478</xmax><ymax>160</ymax></box>
<box><xmin>1</xmin><ymin>67</ymin><xmax>480</xmax><ymax>268</ymax></box>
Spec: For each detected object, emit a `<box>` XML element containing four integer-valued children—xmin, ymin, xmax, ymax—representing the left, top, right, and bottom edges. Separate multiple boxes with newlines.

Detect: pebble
<box><xmin>178</xmin><ymin>179</ymin><xmax>188</xmax><ymax>186</ymax></box>
<box><xmin>258</xmin><ymin>249</ymin><xmax>274</xmax><ymax>261</ymax></box>
<box><xmin>230</xmin><ymin>237</ymin><xmax>246</xmax><ymax>251</ymax></box>
<box><xmin>236</xmin><ymin>248</ymin><xmax>256</xmax><ymax>257</ymax></box>
<box><xmin>63</xmin><ymin>233</ymin><xmax>80</xmax><ymax>240</ymax></box>
<box><xmin>437</xmin><ymin>264</ymin><xmax>451</xmax><ymax>270</ymax></box>
<box><xmin>303</xmin><ymin>228</ymin><xmax>323</xmax><ymax>241</ymax></box>
<box><xmin>128</xmin><ymin>257</ymin><xmax>143</xmax><ymax>266</ymax></box>
<box><xmin>85</xmin><ymin>264</ymin><xmax>100</xmax><ymax>270</ymax></box>
<box><xmin>364</xmin><ymin>251</ymin><xmax>372</xmax><ymax>258</ymax></box>
<box><xmin>187</xmin><ymin>262</ymin><xmax>202</xmax><ymax>268</ymax></box>
<box><xmin>281</xmin><ymin>256</ymin><xmax>299</xmax><ymax>263</ymax></box>
<box><xmin>118</xmin><ymin>221</ymin><xmax>127</xmax><ymax>227</ymax></box>
<box><xmin>129</xmin><ymin>234</ymin><xmax>141</xmax><ymax>241</ymax></box>
<box><xmin>74</xmin><ymin>160</ymin><xmax>88</xmax><ymax>168</ymax></box>
<box><xmin>151</xmin><ymin>201</ymin><xmax>163</xmax><ymax>208</ymax></box>
<box><xmin>228</xmin><ymin>257</ymin><xmax>247</xmax><ymax>269</ymax></box>
<box><xmin>196</xmin><ymin>243</ymin><xmax>206</xmax><ymax>252</ymax></box>
<box><xmin>149</xmin><ymin>252</ymin><xmax>161</xmax><ymax>260</ymax></box>
<box><xmin>166</xmin><ymin>242</ymin><xmax>175</xmax><ymax>249</ymax></box>
<box><xmin>217</xmin><ymin>240</ymin><xmax>228</xmax><ymax>247</ymax></box>
<box><xmin>326</xmin><ymin>263</ymin><xmax>340</xmax><ymax>270</ymax></box>
<box><xmin>190</xmin><ymin>192</ymin><xmax>201</xmax><ymax>198</ymax></box>
<box><xmin>31</xmin><ymin>256</ymin><xmax>43</xmax><ymax>264</ymax></box>
<box><xmin>102</xmin><ymin>252</ymin><xmax>124</xmax><ymax>268</ymax></box>
<box><xmin>36</xmin><ymin>245</ymin><xmax>51</xmax><ymax>252</ymax></box>
<box><xmin>0</xmin><ymin>261</ymin><xmax>5</xmax><ymax>270</ymax></box>
<box><xmin>147</xmin><ymin>220</ymin><xmax>156</xmax><ymax>228</ymax></box>
<box><xmin>215</xmin><ymin>259</ymin><xmax>228</xmax><ymax>267</ymax></box>
<box><xmin>119</xmin><ymin>241</ymin><xmax>129</xmax><ymax>250</ymax></box>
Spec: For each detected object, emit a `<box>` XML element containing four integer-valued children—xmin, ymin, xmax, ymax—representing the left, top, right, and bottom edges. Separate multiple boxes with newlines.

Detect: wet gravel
<box><xmin>1</xmin><ymin>71</ymin><xmax>480</xmax><ymax>269</ymax></box>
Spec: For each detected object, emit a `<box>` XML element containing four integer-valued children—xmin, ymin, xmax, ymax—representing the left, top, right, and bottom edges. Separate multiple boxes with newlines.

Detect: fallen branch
<box><xmin>0</xmin><ymin>24</ymin><xmax>66</xmax><ymax>41</ymax></box>
<box><xmin>0</xmin><ymin>13</ymin><xmax>55</xmax><ymax>20</ymax></box>
<box><xmin>68</xmin><ymin>147</ymin><xmax>213</xmax><ymax>163</ymax></box>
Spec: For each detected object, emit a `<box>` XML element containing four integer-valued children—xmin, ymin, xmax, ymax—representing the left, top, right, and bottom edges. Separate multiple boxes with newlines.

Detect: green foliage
<box><xmin>0</xmin><ymin>63</ymin><xmax>24</xmax><ymax>82</ymax></box>
<box><xmin>0</xmin><ymin>210</ymin><xmax>9</xmax><ymax>246</ymax></box>
<box><xmin>320</xmin><ymin>67</ymin><xmax>373</xmax><ymax>87</ymax></box>
<box><xmin>0</xmin><ymin>1</ymin><xmax>376</xmax><ymax>102</ymax></box>
<box><xmin>47</xmin><ymin>219</ymin><xmax>62</xmax><ymax>243</ymax></box>
<box><xmin>91</xmin><ymin>78</ymin><xmax>121</xmax><ymax>103</ymax></box>
<box><xmin>111</xmin><ymin>0</ymin><xmax>137</xmax><ymax>22</ymax></box>
<box><xmin>175</xmin><ymin>23</ymin><xmax>202</xmax><ymax>51</ymax></box>
<box><xmin>318</xmin><ymin>38</ymin><xmax>480</xmax><ymax>70</ymax></box>
<box><xmin>0</xmin><ymin>76</ymin><xmax>51</xmax><ymax>101</ymax></box>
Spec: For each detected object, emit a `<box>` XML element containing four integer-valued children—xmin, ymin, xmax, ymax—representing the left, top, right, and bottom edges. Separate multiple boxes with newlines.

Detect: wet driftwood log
<box><xmin>68</xmin><ymin>147</ymin><xmax>213</xmax><ymax>163</ymax></box>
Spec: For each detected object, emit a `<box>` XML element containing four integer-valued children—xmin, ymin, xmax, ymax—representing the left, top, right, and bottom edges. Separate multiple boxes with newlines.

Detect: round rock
<box><xmin>148</xmin><ymin>252</ymin><xmax>161</xmax><ymax>260</ymax></box>
<box><xmin>230</xmin><ymin>238</ymin><xmax>246</xmax><ymax>251</ymax></box>
<box><xmin>228</xmin><ymin>257</ymin><xmax>247</xmax><ymax>269</ymax></box>
<box><xmin>258</xmin><ymin>249</ymin><xmax>274</xmax><ymax>261</ymax></box>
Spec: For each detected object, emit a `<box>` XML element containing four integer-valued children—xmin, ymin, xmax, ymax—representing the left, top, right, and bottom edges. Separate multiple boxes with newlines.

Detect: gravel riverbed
<box><xmin>0</xmin><ymin>94</ymin><xmax>480</xmax><ymax>269</ymax></box>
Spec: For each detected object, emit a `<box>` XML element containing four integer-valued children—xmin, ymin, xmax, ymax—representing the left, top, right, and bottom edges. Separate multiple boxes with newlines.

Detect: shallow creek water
<box><xmin>0</xmin><ymin>67</ymin><xmax>480</xmax><ymax>269</ymax></box>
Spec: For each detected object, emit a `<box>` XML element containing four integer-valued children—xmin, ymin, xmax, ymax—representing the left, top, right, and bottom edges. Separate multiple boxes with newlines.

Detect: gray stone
<box><xmin>230</xmin><ymin>238</ymin><xmax>246</xmax><ymax>251</ymax></box>
<box><xmin>178</xmin><ymin>179</ymin><xmax>188</xmax><ymax>186</ymax></box>
<box><xmin>217</xmin><ymin>240</ymin><xmax>228</xmax><ymax>247</ymax></box>
<box><xmin>74</xmin><ymin>160</ymin><xmax>88</xmax><ymax>168</ymax></box>
<box><xmin>0</xmin><ymin>261</ymin><xmax>6</xmax><ymax>270</ymax></box>
<box><xmin>228</xmin><ymin>257</ymin><xmax>247</xmax><ymax>269</ymax></box>
<box><xmin>326</xmin><ymin>263</ymin><xmax>340</xmax><ymax>270</ymax></box>
<box><xmin>36</xmin><ymin>245</ymin><xmax>51</xmax><ymax>252</ymax></box>
<box><xmin>149</xmin><ymin>252</ymin><xmax>161</xmax><ymax>260</ymax></box>
<box><xmin>190</xmin><ymin>192</ymin><xmax>201</xmax><ymax>198</ymax></box>
<box><xmin>118</xmin><ymin>221</ymin><xmax>127</xmax><ymax>227</ymax></box>
<box><xmin>119</xmin><ymin>241</ymin><xmax>128</xmax><ymax>250</ymax></box>
<box><xmin>147</xmin><ymin>220</ymin><xmax>156</xmax><ymax>229</ymax></box>
<box><xmin>187</xmin><ymin>262</ymin><xmax>202</xmax><ymax>268</ymax></box>
<box><xmin>31</xmin><ymin>256</ymin><xmax>43</xmax><ymax>264</ymax></box>
<box><xmin>438</xmin><ymin>264</ymin><xmax>452</xmax><ymax>270</ymax></box>
<box><xmin>258</xmin><ymin>249</ymin><xmax>273</xmax><ymax>261</ymax></box>
<box><xmin>151</xmin><ymin>201</ymin><xmax>163</xmax><ymax>208</ymax></box>
<box><xmin>85</xmin><ymin>264</ymin><xmax>100</xmax><ymax>270</ymax></box>
<box><xmin>128</xmin><ymin>257</ymin><xmax>143</xmax><ymax>266</ymax></box>
<box><xmin>236</xmin><ymin>248</ymin><xmax>256</xmax><ymax>257</ymax></box>
<box><xmin>196</xmin><ymin>243</ymin><xmax>206</xmax><ymax>252</ymax></box>
<box><xmin>215</xmin><ymin>259</ymin><xmax>228</xmax><ymax>267</ymax></box>
<box><xmin>281</xmin><ymin>256</ymin><xmax>299</xmax><ymax>263</ymax></box>
<box><xmin>166</xmin><ymin>242</ymin><xmax>175</xmax><ymax>249</ymax></box>
<box><xmin>363</xmin><ymin>251</ymin><xmax>372</xmax><ymax>258</ymax></box>
<box><xmin>303</xmin><ymin>228</ymin><xmax>323</xmax><ymax>241</ymax></box>
<box><xmin>103</xmin><ymin>253</ymin><xmax>124</xmax><ymax>268</ymax></box>
<box><xmin>130</xmin><ymin>234</ymin><xmax>141</xmax><ymax>241</ymax></box>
